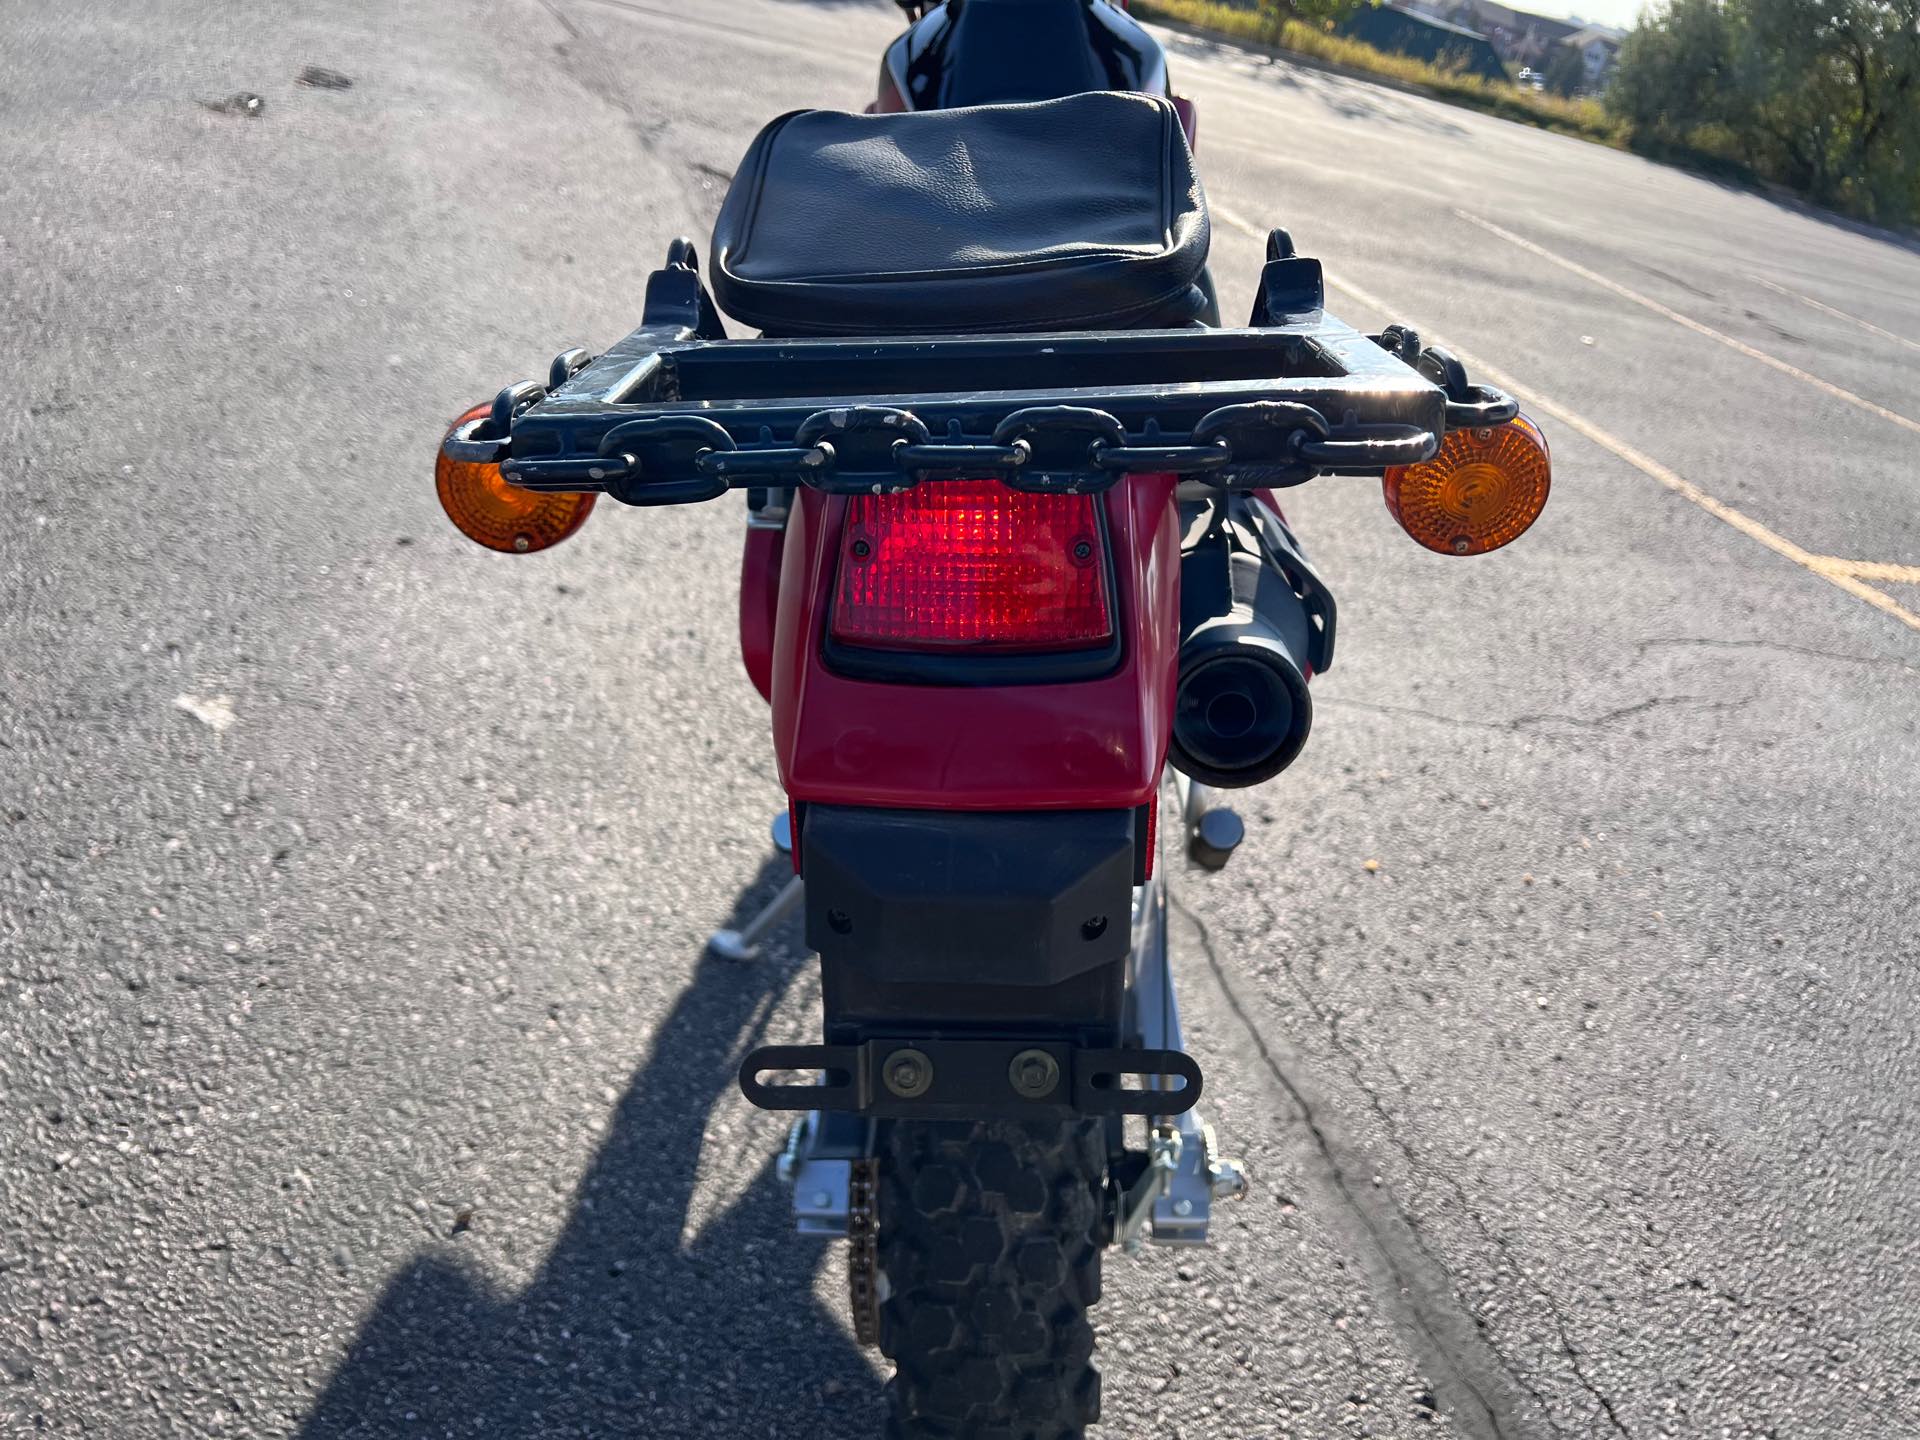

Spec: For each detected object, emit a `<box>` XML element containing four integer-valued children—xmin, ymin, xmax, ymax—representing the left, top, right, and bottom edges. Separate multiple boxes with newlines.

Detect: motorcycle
<box><xmin>434</xmin><ymin>2</ymin><xmax>1549</xmax><ymax>1434</ymax></box>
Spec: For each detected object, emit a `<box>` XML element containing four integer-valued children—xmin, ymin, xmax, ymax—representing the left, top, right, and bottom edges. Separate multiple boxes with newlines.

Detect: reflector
<box><xmin>435</xmin><ymin>404</ymin><xmax>596</xmax><ymax>554</ymax></box>
<box><xmin>1383</xmin><ymin>414</ymin><xmax>1550</xmax><ymax>556</ymax></box>
<box><xmin>832</xmin><ymin>480</ymin><xmax>1111</xmax><ymax>650</ymax></box>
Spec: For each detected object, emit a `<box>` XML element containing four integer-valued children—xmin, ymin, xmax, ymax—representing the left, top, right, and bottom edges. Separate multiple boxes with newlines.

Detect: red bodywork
<box><xmin>739</xmin><ymin>524</ymin><xmax>783</xmax><ymax>703</ymax></box>
<box><xmin>749</xmin><ymin>479</ymin><xmax>1182</xmax><ymax>815</ymax></box>
<box><xmin>1171</xmin><ymin>94</ymin><xmax>1197</xmax><ymax>150</ymax></box>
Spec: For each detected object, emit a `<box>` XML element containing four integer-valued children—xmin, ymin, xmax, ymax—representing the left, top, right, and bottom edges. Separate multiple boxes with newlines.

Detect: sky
<box><xmin>1522</xmin><ymin>0</ymin><xmax>1645</xmax><ymax>27</ymax></box>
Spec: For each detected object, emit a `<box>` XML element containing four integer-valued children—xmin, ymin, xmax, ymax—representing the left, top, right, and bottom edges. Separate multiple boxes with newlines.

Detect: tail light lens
<box><xmin>832</xmin><ymin>480</ymin><xmax>1112</xmax><ymax>651</ymax></box>
<box><xmin>1383</xmin><ymin>414</ymin><xmax>1550</xmax><ymax>556</ymax></box>
<box><xmin>436</xmin><ymin>404</ymin><xmax>596</xmax><ymax>554</ymax></box>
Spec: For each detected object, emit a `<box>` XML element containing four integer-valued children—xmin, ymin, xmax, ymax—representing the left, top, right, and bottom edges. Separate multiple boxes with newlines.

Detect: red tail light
<box><xmin>832</xmin><ymin>480</ymin><xmax>1112</xmax><ymax>651</ymax></box>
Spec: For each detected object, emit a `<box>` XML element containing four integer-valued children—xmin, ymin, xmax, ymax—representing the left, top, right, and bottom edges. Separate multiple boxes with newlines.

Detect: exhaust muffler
<box><xmin>1169</xmin><ymin>496</ymin><xmax>1335</xmax><ymax>789</ymax></box>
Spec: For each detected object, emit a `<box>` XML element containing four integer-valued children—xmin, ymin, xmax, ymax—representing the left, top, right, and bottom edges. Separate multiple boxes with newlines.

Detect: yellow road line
<box><xmin>1810</xmin><ymin>557</ymin><xmax>1920</xmax><ymax>585</ymax></box>
<box><xmin>1750</xmin><ymin>275</ymin><xmax>1920</xmax><ymax>357</ymax></box>
<box><xmin>1207</xmin><ymin>202</ymin><xmax>1920</xmax><ymax>635</ymax></box>
<box><xmin>1455</xmin><ymin>210</ymin><xmax>1920</xmax><ymax>439</ymax></box>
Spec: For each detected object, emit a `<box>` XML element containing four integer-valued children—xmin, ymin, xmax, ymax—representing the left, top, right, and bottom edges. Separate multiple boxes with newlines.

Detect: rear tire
<box><xmin>876</xmin><ymin>1118</ymin><xmax>1107</xmax><ymax>1439</ymax></box>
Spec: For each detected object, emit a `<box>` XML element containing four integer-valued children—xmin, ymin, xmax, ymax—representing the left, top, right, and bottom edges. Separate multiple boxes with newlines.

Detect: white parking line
<box><xmin>1455</xmin><ymin>210</ymin><xmax>1920</xmax><ymax>438</ymax></box>
<box><xmin>1750</xmin><ymin>275</ymin><xmax>1920</xmax><ymax>356</ymax></box>
<box><xmin>1207</xmin><ymin>202</ymin><xmax>1920</xmax><ymax>636</ymax></box>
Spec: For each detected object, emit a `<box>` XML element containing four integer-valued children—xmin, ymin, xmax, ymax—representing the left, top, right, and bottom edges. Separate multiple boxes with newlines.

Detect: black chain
<box><xmin>894</xmin><ymin>440</ymin><xmax>1029</xmax><ymax>473</ymax></box>
<box><xmin>1417</xmin><ymin>345</ymin><xmax>1519</xmax><ymax>430</ymax></box>
<box><xmin>1092</xmin><ymin>441</ymin><xmax>1231</xmax><ymax>474</ymax></box>
<box><xmin>847</xmin><ymin>1158</ymin><xmax>880</xmax><ymax>1348</ymax></box>
<box><xmin>486</xmin><ymin>387</ymin><xmax>1510</xmax><ymax>497</ymax></box>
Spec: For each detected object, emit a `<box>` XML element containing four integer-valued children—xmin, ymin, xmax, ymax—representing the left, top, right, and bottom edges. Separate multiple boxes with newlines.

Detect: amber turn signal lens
<box><xmin>435</xmin><ymin>404</ymin><xmax>596</xmax><ymax>554</ymax></box>
<box><xmin>1383</xmin><ymin>414</ymin><xmax>1550</xmax><ymax>556</ymax></box>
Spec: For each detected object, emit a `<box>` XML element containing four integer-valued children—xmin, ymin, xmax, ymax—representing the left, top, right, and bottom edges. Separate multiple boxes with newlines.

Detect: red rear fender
<box><xmin>770</xmin><ymin>478</ymin><xmax>1181</xmax><ymax>812</ymax></box>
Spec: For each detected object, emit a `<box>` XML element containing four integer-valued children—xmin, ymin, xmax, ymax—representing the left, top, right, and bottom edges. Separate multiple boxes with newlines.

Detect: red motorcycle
<box><xmin>435</xmin><ymin>2</ymin><xmax>1548</xmax><ymax>1433</ymax></box>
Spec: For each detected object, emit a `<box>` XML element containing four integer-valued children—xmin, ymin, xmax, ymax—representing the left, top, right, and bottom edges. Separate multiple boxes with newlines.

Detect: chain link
<box><xmin>1091</xmin><ymin>440</ymin><xmax>1231</xmax><ymax>474</ymax></box>
<box><xmin>1417</xmin><ymin>344</ymin><xmax>1520</xmax><ymax>430</ymax></box>
<box><xmin>848</xmin><ymin>1157</ymin><xmax>881</xmax><ymax>1348</ymax></box>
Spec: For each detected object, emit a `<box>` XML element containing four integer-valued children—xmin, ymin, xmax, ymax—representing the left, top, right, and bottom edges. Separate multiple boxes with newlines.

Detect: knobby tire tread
<box><xmin>876</xmin><ymin>1118</ymin><xmax>1107</xmax><ymax>1440</ymax></box>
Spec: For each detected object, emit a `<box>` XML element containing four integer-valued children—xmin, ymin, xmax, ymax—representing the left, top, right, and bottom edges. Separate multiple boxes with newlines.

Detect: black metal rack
<box><xmin>444</xmin><ymin>233</ymin><xmax>1516</xmax><ymax>504</ymax></box>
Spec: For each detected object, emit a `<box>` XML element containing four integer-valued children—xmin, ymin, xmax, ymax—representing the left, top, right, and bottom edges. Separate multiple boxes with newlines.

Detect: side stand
<box><xmin>708</xmin><ymin>812</ymin><xmax>803</xmax><ymax>962</ymax></box>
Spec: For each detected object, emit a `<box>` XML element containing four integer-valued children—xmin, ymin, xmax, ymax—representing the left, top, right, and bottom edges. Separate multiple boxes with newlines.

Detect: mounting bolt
<box><xmin>1188</xmin><ymin>806</ymin><xmax>1245</xmax><ymax>871</ymax></box>
<box><xmin>777</xmin><ymin>1115</ymin><xmax>808</xmax><ymax>1185</ymax></box>
<box><xmin>1008</xmin><ymin>1048</ymin><xmax>1060</xmax><ymax>1100</ymax></box>
<box><xmin>1208</xmin><ymin>1158</ymin><xmax>1250</xmax><ymax>1201</ymax></box>
<box><xmin>1171</xmin><ymin>1197</ymin><xmax>1195</xmax><ymax>1218</ymax></box>
<box><xmin>1202</xmin><ymin>1124</ymin><xmax>1250</xmax><ymax>1202</ymax></box>
<box><xmin>882</xmin><ymin>1047</ymin><xmax>934</xmax><ymax>1099</ymax></box>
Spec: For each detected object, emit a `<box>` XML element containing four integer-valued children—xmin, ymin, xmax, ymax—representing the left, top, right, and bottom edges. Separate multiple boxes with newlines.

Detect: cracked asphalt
<box><xmin>3</xmin><ymin>1</ymin><xmax>1917</xmax><ymax>1437</ymax></box>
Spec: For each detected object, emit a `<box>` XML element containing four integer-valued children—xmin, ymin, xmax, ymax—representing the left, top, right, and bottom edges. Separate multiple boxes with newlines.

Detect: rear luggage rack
<box><xmin>444</xmin><ymin>232</ymin><xmax>1516</xmax><ymax>502</ymax></box>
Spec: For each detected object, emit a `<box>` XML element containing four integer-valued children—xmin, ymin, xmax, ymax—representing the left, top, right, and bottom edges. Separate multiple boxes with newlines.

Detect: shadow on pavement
<box><xmin>299</xmin><ymin>859</ymin><xmax>880</xmax><ymax>1439</ymax></box>
<box><xmin>1153</xmin><ymin>28</ymin><xmax>1499</xmax><ymax>140</ymax></box>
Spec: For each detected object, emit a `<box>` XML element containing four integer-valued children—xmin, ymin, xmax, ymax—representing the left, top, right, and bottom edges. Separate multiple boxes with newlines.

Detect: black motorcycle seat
<box><xmin>708</xmin><ymin>92</ymin><xmax>1210</xmax><ymax>337</ymax></box>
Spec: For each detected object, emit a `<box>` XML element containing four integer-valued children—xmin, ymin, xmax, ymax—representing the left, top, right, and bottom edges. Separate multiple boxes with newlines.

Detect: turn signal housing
<box><xmin>435</xmin><ymin>404</ymin><xmax>596</xmax><ymax>554</ymax></box>
<box><xmin>1383</xmin><ymin>414</ymin><xmax>1549</xmax><ymax>556</ymax></box>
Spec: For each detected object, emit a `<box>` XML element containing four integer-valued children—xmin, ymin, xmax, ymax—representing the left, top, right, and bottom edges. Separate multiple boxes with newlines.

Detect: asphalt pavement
<box><xmin>3</xmin><ymin>1</ymin><xmax>1917</xmax><ymax>1437</ymax></box>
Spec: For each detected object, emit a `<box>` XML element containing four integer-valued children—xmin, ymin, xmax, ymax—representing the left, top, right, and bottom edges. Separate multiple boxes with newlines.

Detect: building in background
<box><xmin>1442</xmin><ymin>0</ymin><xmax>1581</xmax><ymax>66</ymax></box>
<box><xmin>1332</xmin><ymin>3</ymin><xmax>1511</xmax><ymax>84</ymax></box>
<box><xmin>1556</xmin><ymin>23</ymin><xmax>1626</xmax><ymax>89</ymax></box>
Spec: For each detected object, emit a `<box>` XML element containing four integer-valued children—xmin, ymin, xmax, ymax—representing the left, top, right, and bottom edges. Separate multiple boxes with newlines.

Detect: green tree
<box><xmin>1610</xmin><ymin>0</ymin><xmax>1742</xmax><ymax>141</ymax></box>
<box><xmin>1735</xmin><ymin>0</ymin><xmax>1920</xmax><ymax>214</ymax></box>
<box><xmin>1543</xmin><ymin>42</ymin><xmax>1589</xmax><ymax>96</ymax></box>
<box><xmin>1257</xmin><ymin>0</ymin><xmax>1371</xmax><ymax>42</ymax></box>
<box><xmin>1609</xmin><ymin>0</ymin><xmax>1920</xmax><ymax>223</ymax></box>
